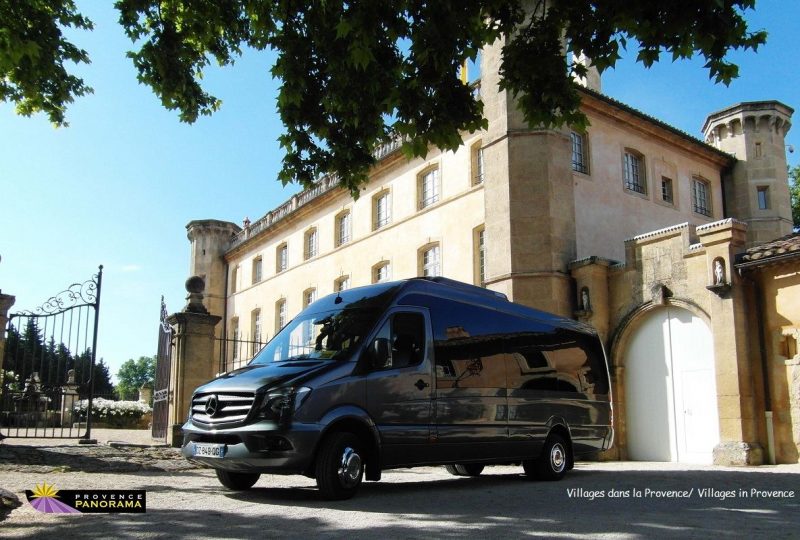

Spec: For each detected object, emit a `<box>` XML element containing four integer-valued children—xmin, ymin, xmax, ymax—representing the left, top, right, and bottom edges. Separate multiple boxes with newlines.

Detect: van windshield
<box><xmin>250</xmin><ymin>307</ymin><xmax>380</xmax><ymax>364</ymax></box>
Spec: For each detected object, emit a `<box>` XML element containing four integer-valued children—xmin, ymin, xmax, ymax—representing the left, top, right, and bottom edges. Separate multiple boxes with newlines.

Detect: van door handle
<box><xmin>415</xmin><ymin>379</ymin><xmax>429</xmax><ymax>391</ymax></box>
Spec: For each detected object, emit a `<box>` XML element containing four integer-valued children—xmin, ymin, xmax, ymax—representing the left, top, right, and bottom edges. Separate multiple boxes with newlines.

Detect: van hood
<box><xmin>194</xmin><ymin>360</ymin><xmax>335</xmax><ymax>394</ymax></box>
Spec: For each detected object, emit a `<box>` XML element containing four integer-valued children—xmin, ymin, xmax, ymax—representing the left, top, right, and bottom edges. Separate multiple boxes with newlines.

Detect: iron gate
<box><xmin>1</xmin><ymin>266</ymin><xmax>102</xmax><ymax>439</ymax></box>
<box><xmin>151</xmin><ymin>297</ymin><xmax>172</xmax><ymax>441</ymax></box>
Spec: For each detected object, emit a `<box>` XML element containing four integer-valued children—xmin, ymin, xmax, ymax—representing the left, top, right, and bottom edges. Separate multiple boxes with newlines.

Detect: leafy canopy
<box><xmin>115</xmin><ymin>355</ymin><xmax>156</xmax><ymax>401</ymax></box>
<box><xmin>790</xmin><ymin>164</ymin><xmax>800</xmax><ymax>229</ymax></box>
<box><xmin>1</xmin><ymin>1</ymin><xmax>767</xmax><ymax>195</ymax></box>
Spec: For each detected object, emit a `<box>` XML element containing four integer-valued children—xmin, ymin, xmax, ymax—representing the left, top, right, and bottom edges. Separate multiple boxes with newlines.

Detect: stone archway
<box><xmin>622</xmin><ymin>305</ymin><xmax>719</xmax><ymax>464</ymax></box>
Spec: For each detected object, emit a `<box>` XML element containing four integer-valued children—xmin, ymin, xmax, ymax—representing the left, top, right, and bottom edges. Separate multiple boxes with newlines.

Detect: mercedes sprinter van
<box><xmin>182</xmin><ymin>277</ymin><xmax>613</xmax><ymax>499</ymax></box>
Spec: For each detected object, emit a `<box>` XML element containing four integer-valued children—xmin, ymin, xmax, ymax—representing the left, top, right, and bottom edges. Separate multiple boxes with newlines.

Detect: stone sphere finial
<box><xmin>184</xmin><ymin>275</ymin><xmax>209</xmax><ymax>314</ymax></box>
<box><xmin>185</xmin><ymin>276</ymin><xmax>205</xmax><ymax>294</ymax></box>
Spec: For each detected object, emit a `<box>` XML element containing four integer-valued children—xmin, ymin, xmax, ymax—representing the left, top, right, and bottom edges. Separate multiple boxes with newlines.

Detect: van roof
<box><xmin>315</xmin><ymin>277</ymin><xmax>596</xmax><ymax>336</ymax></box>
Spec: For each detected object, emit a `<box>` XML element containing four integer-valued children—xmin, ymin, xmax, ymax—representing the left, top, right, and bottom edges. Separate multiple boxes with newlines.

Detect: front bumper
<box><xmin>181</xmin><ymin>419</ymin><xmax>322</xmax><ymax>474</ymax></box>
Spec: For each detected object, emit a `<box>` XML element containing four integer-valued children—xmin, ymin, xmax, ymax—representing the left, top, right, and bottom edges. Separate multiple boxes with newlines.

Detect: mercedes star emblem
<box><xmin>205</xmin><ymin>395</ymin><xmax>219</xmax><ymax>417</ymax></box>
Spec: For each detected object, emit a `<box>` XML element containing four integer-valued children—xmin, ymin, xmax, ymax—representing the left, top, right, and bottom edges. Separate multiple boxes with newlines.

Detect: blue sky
<box><xmin>1</xmin><ymin>2</ymin><xmax>798</xmax><ymax>383</ymax></box>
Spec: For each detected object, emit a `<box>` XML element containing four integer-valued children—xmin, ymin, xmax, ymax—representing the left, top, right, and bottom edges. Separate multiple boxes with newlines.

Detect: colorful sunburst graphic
<box><xmin>28</xmin><ymin>483</ymin><xmax>80</xmax><ymax>514</ymax></box>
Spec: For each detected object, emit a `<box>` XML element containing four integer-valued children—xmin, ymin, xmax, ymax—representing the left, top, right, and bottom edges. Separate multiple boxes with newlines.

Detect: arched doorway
<box><xmin>624</xmin><ymin>306</ymin><xmax>719</xmax><ymax>463</ymax></box>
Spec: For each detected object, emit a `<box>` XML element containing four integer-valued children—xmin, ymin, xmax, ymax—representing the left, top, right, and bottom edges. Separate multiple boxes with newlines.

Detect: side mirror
<box><xmin>370</xmin><ymin>338</ymin><xmax>390</xmax><ymax>369</ymax></box>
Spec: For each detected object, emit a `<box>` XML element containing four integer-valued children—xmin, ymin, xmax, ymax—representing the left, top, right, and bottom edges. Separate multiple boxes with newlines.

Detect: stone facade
<box><xmin>183</xmin><ymin>39</ymin><xmax>796</xmax><ymax>464</ymax></box>
<box><xmin>736</xmin><ymin>233</ymin><xmax>800</xmax><ymax>463</ymax></box>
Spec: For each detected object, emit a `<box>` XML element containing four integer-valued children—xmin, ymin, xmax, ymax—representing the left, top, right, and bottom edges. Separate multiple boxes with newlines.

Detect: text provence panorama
<box><xmin>75</xmin><ymin>493</ymin><xmax>144</xmax><ymax>510</ymax></box>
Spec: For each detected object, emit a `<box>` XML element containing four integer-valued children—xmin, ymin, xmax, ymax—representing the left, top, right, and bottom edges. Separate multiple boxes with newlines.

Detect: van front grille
<box><xmin>191</xmin><ymin>392</ymin><xmax>255</xmax><ymax>426</ymax></box>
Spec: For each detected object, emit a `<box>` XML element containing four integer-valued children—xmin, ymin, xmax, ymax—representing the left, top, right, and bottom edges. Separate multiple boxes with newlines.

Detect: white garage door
<box><xmin>624</xmin><ymin>306</ymin><xmax>719</xmax><ymax>464</ymax></box>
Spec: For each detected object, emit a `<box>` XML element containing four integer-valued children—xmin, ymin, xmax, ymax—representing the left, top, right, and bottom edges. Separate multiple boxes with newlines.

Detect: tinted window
<box><xmin>505</xmin><ymin>319</ymin><xmax>609</xmax><ymax>395</ymax></box>
<box><xmin>402</xmin><ymin>292</ymin><xmax>609</xmax><ymax>396</ymax></box>
<box><xmin>369</xmin><ymin>312</ymin><xmax>426</xmax><ymax>371</ymax></box>
<box><xmin>409</xmin><ymin>296</ymin><xmax>511</xmax><ymax>389</ymax></box>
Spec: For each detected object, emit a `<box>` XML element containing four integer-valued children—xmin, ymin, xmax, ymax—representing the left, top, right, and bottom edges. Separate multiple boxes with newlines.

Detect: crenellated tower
<box><xmin>186</xmin><ymin>219</ymin><xmax>241</xmax><ymax>318</ymax></box>
<box><xmin>702</xmin><ymin>101</ymin><xmax>794</xmax><ymax>246</ymax></box>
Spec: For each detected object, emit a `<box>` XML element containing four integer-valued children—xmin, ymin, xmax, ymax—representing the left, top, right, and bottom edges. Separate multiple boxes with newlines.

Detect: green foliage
<box><xmin>0</xmin><ymin>0</ymin><xmax>94</xmax><ymax>126</ymax></box>
<box><xmin>115</xmin><ymin>356</ymin><xmax>155</xmax><ymax>401</ymax></box>
<box><xmin>790</xmin><ymin>165</ymin><xmax>800</xmax><ymax>229</ymax></box>
<box><xmin>1</xmin><ymin>318</ymin><xmax>114</xmax><ymax>399</ymax></box>
<box><xmin>1</xmin><ymin>1</ymin><xmax>767</xmax><ymax>195</ymax></box>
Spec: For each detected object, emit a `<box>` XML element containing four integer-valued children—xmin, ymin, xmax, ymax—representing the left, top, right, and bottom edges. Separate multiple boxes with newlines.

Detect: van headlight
<box><xmin>258</xmin><ymin>387</ymin><xmax>311</xmax><ymax>424</ymax></box>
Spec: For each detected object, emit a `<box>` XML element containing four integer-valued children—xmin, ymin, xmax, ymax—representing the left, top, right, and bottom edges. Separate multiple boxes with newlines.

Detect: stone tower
<box><xmin>186</xmin><ymin>220</ymin><xmax>241</xmax><ymax>318</ymax></box>
<box><xmin>702</xmin><ymin>101</ymin><xmax>794</xmax><ymax>246</ymax></box>
<box><xmin>479</xmin><ymin>13</ymin><xmax>577</xmax><ymax>317</ymax></box>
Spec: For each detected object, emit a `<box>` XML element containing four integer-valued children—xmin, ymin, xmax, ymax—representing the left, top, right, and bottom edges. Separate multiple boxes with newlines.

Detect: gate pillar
<box><xmin>166</xmin><ymin>277</ymin><xmax>220</xmax><ymax>447</ymax></box>
<box><xmin>0</xmin><ymin>293</ymin><xmax>16</xmax><ymax>390</ymax></box>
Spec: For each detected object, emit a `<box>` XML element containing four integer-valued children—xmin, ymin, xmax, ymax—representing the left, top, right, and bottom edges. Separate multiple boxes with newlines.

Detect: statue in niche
<box><xmin>714</xmin><ymin>259</ymin><xmax>725</xmax><ymax>285</ymax></box>
<box><xmin>580</xmin><ymin>287</ymin><xmax>591</xmax><ymax>312</ymax></box>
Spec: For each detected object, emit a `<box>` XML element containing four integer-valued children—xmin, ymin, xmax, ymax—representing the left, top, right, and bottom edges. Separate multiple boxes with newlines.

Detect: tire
<box><xmin>215</xmin><ymin>469</ymin><xmax>260</xmax><ymax>490</ymax></box>
<box><xmin>523</xmin><ymin>434</ymin><xmax>569</xmax><ymax>481</ymax></box>
<box><xmin>445</xmin><ymin>464</ymin><xmax>462</xmax><ymax>476</ymax></box>
<box><xmin>445</xmin><ymin>464</ymin><xmax>485</xmax><ymax>476</ymax></box>
<box><xmin>455</xmin><ymin>464</ymin><xmax>484</xmax><ymax>476</ymax></box>
<box><xmin>316</xmin><ymin>432</ymin><xmax>364</xmax><ymax>500</ymax></box>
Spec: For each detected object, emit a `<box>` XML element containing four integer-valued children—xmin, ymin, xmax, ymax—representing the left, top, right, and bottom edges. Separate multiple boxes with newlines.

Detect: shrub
<box><xmin>73</xmin><ymin>398</ymin><xmax>152</xmax><ymax>427</ymax></box>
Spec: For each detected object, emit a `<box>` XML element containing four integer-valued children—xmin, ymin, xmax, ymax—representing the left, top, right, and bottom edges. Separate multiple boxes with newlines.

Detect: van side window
<box><xmin>370</xmin><ymin>312</ymin><xmax>426</xmax><ymax>371</ymax></box>
<box><xmin>391</xmin><ymin>313</ymin><xmax>425</xmax><ymax>368</ymax></box>
<box><xmin>423</xmin><ymin>298</ymin><xmax>508</xmax><ymax>389</ymax></box>
<box><xmin>506</xmin><ymin>323</ymin><xmax>609</xmax><ymax>395</ymax></box>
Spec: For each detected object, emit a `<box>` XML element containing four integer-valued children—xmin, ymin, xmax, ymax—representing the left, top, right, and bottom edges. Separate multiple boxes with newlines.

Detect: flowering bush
<box><xmin>73</xmin><ymin>398</ymin><xmax>152</xmax><ymax>424</ymax></box>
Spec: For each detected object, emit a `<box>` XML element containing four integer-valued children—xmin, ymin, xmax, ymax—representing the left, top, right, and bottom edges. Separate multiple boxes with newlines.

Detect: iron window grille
<box><xmin>419</xmin><ymin>169</ymin><xmax>440</xmax><ymax>209</ymax></box>
<box><xmin>692</xmin><ymin>178</ymin><xmax>712</xmax><ymax>217</ymax></box>
<box><xmin>422</xmin><ymin>246</ymin><xmax>441</xmax><ymax>277</ymax></box>
<box><xmin>661</xmin><ymin>177</ymin><xmax>674</xmax><ymax>204</ymax></box>
<box><xmin>571</xmin><ymin>132</ymin><xmax>588</xmax><ymax>174</ymax></box>
<box><xmin>336</xmin><ymin>212</ymin><xmax>351</xmax><ymax>246</ymax></box>
<box><xmin>624</xmin><ymin>151</ymin><xmax>645</xmax><ymax>194</ymax></box>
<box><xmin>374</xmin><ymin>193</ymin><xmax>391</xmax><ymax>229</ymax></box>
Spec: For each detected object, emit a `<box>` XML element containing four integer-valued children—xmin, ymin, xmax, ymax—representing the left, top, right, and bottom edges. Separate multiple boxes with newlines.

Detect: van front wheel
<box><xmin>215</xmin><ymin>470</ymin><xmax>260</xmax><ymax>490</ymax></box>
<box><xmin>316</xmin><ymin>432</ymin><xmax>364</xmax><ymax>500</ymax></box>
<box><xmin>445</xmin><ymin>464</ymin><xmax>485</xmax><ymax>476</ymax></box>
<box><xmin>523</xmin><ymin>434</ymin><xmax>569</xmax><ymax>481</ymax></box>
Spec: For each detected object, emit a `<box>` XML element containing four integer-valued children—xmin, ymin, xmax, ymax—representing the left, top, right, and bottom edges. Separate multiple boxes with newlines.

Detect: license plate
<box><xmin>193</xmin><ymin>443</ymin><xmax>225</xmax><ymax>458</ymax></box>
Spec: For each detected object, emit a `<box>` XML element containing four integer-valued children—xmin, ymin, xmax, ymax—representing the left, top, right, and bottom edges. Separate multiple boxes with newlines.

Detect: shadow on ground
<box><xmin>0</xmin><ymin>444</ymin><xmax>195</xmax><ymax>474</ymax></box>
<box><xmin>4</xmin><ymin>467</ymin><xmax>799</xmax><ymax>538</ymax></box>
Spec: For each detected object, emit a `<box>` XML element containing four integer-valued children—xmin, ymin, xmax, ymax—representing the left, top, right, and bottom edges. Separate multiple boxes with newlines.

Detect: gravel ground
<box><xmin>1</xmin><ymin>432</ymin><xmax>799</xmax><ymax>539</ymax></box>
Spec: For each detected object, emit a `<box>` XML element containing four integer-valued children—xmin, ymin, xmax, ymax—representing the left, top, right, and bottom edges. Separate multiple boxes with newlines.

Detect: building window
<box><xmin>303</xmin><ymin>288</ymin><xmax>317</xmax><ymax>308</ymax></box>
<box><xmin>373</xmin><ymin>191</ymin><xmax>391</xmax><ymax>230</ymax></box>
<box><xmin>251</xmin><ymin>309</ymin><xmax>262</xmax><ymax>354</ymax></box>
<box><xmin>757</xmin><ymin>186</ymin><xmax>769</xmax><ymax>210</ymax></box>
<box><xmin>661</xmin><ymin>177</ymin><xmax>674</xmax><ymax>205</ymax></box>
<box><xmin>373</xmin><ymin>261</ymin><xmax>391</xmax><ymax>283</ymax></box>
<box><xmin>692</xmin><ymin>177</ymin><xmax>712</xmax><ymax>217</ymax></box>
<box><xmin>418</xmin><ymin>167</ymin><xmax>440</xmax><ymax>209</ymax></box>
<box><xmin>472</xmin><ymin>142</ymin><xmax>485</xmax><ymax>185</ymax></box>
<box><xmin>252</xmin><ymin>256</ymin><xmax>262</xmax><ymax>284</ymax></box>
<box><xmin>304</xmin><ymin>228</ymin><xmax>318</xmax><ymax>260</ymax></box>
<box><xmin>474</xmin><ymin>226</ymin><xmax>486</xmax><ymax>286</ymax></box>
<box><xmin>571</xmin><ymin>132</ymin><xmax>588</xmax><ymax>174</ymax></box>
<box><xmin>230</xmin><ymin>266</ymin><xmax>238</xmax><ymax>294</ymax></box>
<box><xmin>420</xmin><ymin>244</ymin><xmax>441</xmax><ymax>277</ymax></box>
<box><xmin>275</xmin><ymin>299</ymin><xmax>286</xmax><ymax>332</ymax></box>
<box><xmin>276</xmin><ymin>243</ymin><xmax>288</xmax><ymax>273</ymax></box>
<box><xmin>335</xmin><ymin>275</ymin><xmax>350</xmax><ymax>292</ymax></box>
<box><xmin>755</xmin><ymin>142</ymin><xmax>762</xmax><ymax>158</ymax></box>
<box><xmin>623</xmin><ymin>150</ymin><xmax>646</xmax><ymax>194</ymax></box>
<box><xmin>335</xmin><ymin>210</ymin><xmax>351</xmax><ymax>246</ymax></box>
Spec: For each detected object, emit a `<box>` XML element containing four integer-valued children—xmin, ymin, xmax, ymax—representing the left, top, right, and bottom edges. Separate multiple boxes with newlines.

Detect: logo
<box><xmin>205</xmin><ymin>394</ymin><xmax>219</xmax><ymax>417</ymax></box>
<box><xmin>26</xmin><ymin>483</ymin><xmax>146</xmax><ymax>514</ymax></box>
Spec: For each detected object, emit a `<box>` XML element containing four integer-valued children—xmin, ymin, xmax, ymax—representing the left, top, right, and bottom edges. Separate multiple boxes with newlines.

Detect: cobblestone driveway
<box><xmin>1</xmin><ymin>437</ymin><xmax>798</xmax><ymax>539</ymax></box>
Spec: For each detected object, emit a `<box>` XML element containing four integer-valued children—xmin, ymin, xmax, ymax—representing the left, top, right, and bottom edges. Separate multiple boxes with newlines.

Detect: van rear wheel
<box><xmin>445</xmin><ymin>464</ymin><xmax>485</xmax><ymax>476</ymax></box>
<box><xmin>215</xmin><ymin>470</ymin><xmax>260</xmax><ymax>490</ymax></box>
<box><xmin>523</xmin><ymin>434</ymin><xmax>569</xmax><ymax>481</ymax></box>
<box><xmin>316</xmin><ymin>432</ymin><xmax>364</xmax><ymax>500</ymax></box>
